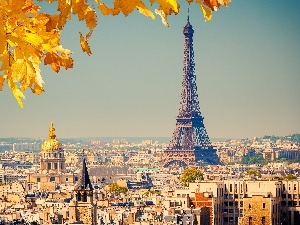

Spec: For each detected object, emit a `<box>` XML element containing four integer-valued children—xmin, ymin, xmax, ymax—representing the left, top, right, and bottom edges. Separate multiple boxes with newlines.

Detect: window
<box><xmin>48</xmin><ymin>163</ymin><xmax>51</xmax><ymax>170</ymax></box>
<box><xmin>66</xmin><ymin>177</ymin><xmax>69</xmax><ymax>182</ymax></box>
<box><xmin>294</xmin><ymin>194</ymin><xmax>298</xmax><ymax>199</ymax></box>
<box><xmin>54</xmin><ymin>163</ymin><xmax>58</xmax><ymax>169</ymax></box>
<box><xmin>79</xmin><ymin>192</ymin><xmax>87</xmax><ymax>202</ymax></box>
<box><xmin>75</xmin><ymin>177</ymin><xmax>78</xmax><ymax>182</ymax></box>
<box><xmin>37</xmin><ymin>178</ymin><xmax>40</xmax><ymax>182</ymax></box>
<box><xmin>262</xmin><ymin>216</ymin><xmax>265</xmax><ymax>225</ymax></box>
<box><xmin>249</xmin><ymin>204</ymin><xmax>251</xmax><ymax>209</ymax></box>
<box><xmin>50</xmin><ymin>177</ymin><xmax>55</xmax><ymax>182</ymax></box>
<box><xmin>249</xmin><ymin>217</ymin><xmax>252</xmax><ymax>225</ymax></box>
<box><xmin>263</xmin><ymin>203</ymin><xmax>266</xmax><ymax>209</ymax></box>
<box><xmin>230</xmin><ymin>184</ymin><xmax>232</xmax><ymax>192</ymax></box>
<box><xmin>281</xmin><ymin>201</ymin><xmax>286</xmax><ymax>206</ymax></box>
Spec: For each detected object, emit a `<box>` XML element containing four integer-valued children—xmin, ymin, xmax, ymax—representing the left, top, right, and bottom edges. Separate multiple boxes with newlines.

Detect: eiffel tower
<box><xmin>161</xmin><ymin>17</ymin><xmax>221</xmax><ymax>167</ymax></box>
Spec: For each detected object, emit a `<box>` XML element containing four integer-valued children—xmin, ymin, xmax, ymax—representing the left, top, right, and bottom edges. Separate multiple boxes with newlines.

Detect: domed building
<box><xmin>40</xmin><ymin>122</ymin><xmax>66</xmax><ymax>174</ymax></box>
<box><xmin>28</xmin><ymin>123</ymin><xmax>79</xmax><ymax>190</ymax></box>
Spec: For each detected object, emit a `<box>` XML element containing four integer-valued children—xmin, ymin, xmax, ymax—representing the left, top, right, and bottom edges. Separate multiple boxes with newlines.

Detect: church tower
<box><xmin>40</xmin><ymin>122</ymin><xmax>66</xmax><ymax>174</ymax></box>
<box><xmin>69</xmin><ymin>158</ymin><xmax>96</xmax><ymax>225</ymax></box>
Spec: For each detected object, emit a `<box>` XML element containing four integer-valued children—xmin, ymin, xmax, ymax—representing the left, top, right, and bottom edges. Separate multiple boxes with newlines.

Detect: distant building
<box><xmin>27</xmin><ymin>122</ymin><xmax>78</xmax><ymax>191</ymax></box>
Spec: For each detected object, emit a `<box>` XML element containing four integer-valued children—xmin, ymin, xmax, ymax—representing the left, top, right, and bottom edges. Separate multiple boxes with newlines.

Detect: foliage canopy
<box><xmin>283</xmin><ymin>174</ymin><xmax>297</xmax><ymax>180</ymax></box>
<box><xmin>108</xmin><ymin>183</ymin><xmax>128</xmax><ymax>193</ymax></box>
<box><xmin>242</xmin><ymin>153</ymin><xmax>266</xmax><ymax>165</ymax></box>
<box><xmin>0</xmin><ymin>0</ymin><xmax>231</xmax><ymax>107</ymax></box>
<box><xmin>245</xmin><ymin>169</ymin><xmax>262</xmax><ymax>178</ymax></box>
<box><xmin>180</xmin><ymin>167</ymin><xmax>204</xmax><ymax>186</ymax></box>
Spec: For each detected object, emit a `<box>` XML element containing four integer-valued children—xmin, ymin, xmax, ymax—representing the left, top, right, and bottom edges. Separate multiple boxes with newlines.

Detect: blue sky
<box><xmin>1</xmin><ymin>0</ymin><xmax>299</xmax><ymax>139</ymax></box>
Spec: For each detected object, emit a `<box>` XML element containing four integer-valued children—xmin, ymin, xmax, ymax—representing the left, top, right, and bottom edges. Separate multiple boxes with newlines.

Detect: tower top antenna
<box><xmin>187</xmin><ymin>8</ymin><xmax>190</xmax><ymax>23</ymax></box>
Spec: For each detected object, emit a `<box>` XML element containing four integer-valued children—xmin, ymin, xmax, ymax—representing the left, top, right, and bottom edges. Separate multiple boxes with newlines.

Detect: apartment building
<box><xmin>185</xmin><ymin>179</ymin><xmax>300</xmax><ymax>225</ymax></box>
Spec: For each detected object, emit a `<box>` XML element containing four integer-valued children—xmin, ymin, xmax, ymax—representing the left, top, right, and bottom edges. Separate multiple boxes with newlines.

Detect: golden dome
<box><xmin>41</xmin><ymin>122</ymin><xmax>63</xmax><ymax>152</ymax></box>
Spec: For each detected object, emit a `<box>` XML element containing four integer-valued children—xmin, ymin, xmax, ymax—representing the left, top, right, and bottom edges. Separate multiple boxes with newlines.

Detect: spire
<box><xmin>74</xmin><ymin>158</ymin><xmax>93</xmax><ymax>191</ymax></box>
<box><xmin>48</xmin><ymin>121</ymin><xmax>56</xmax><ymax>139</ymax></box>
<box><xmin>183</xmin><ymin>10</ymin><xmax>194</xmax><ymax>37</ymax></box>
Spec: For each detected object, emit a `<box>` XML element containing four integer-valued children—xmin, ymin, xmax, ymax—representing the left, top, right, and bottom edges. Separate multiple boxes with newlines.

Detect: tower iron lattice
<box><xmin>161</xmin><ymin>18</ymin><xmax>221</xmax><ymax>167</ymax></box>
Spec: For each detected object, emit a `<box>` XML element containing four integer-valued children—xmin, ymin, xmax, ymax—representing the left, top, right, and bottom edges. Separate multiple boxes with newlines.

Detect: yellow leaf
<box><xmin>79</xmin><ymin>32</ymin><xmax>92</xmax><ymax>56</ymax></box>
<box><xmin>11</xmin><ymin>60</ymin><xmax>26</xmax><ymax>83</ymax></box>
<box><xmin>22</xmin><ymin>32</ymin><xmax>44</xmax><ymax>46</ymax></box>
<box><xmin>8</xmin><ymin>79</ymin><xmax>25</xmax><ymax>108</ymax></box>
<box><xmin>42</xmin><ymin>43</ymin><xmax>53</xmax><ymax>52</ymax></box>
<box><xmin>136</xmin><ymin>2</ymin><xmax>155</xmax><ymax>19</ymax></box>
<box><xmin>166</xmin><ymin>0</ymin><xmax>179</xmax><ymax>13</ymax></box>
<box><xmin>0</xmin><ymin>75</ymin><xmax>4</xmax><ymax>91</ymax></box>
<box><xmin>196</xmin><ymin>0</ymin><xmax>212</xmax><ymax>21</ymax></box>
<box><xmin>44</xmin><ymin>45</ymin><xmax>74</xmax><ymax>72</ymax></box>
<box><xmin>155</xmin><ymin>9</ymin><xmax>169</xmax><ymax>27</ymax></box>
<box><xmin>52</xmin><ymin>45</ymin><xmax>72</xmax><ymax>56</ymax></box>
<box><xmin>30</xmin><ymin>55</ymin><xmax>44</xmax><ymax>87</ymax></box>
<box><xmin>7</xmin><ymin>38</ymin><xmax>17</xmax><ymax>47</ymax></box>
<box><xmin>117</xmin><ymin>0</ymin><xmax>136</xmax><ymax>16</ymax></box>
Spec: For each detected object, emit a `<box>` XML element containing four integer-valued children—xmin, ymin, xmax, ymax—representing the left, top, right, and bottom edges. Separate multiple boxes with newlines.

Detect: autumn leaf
<box><xmin>79</xmin><ymin>33</ymin><xmax>92</xmax><ymax>56</ymax></box>
<box><xmin>0</xmin><ymin>0</ymin><xmax>231</xmax><ymax>107</ymax></box>
<box><xmin>0</xmin><ymin>76</ymin><xmax>4</xmax><ymax>91</ymax></box>
<box><xmin>196</xmin><ymin>0</ymin><xmax>213</xmax><ymax>21</ymax></box>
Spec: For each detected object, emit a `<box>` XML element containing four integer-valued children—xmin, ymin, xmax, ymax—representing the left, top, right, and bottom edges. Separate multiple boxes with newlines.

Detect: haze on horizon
<box><xmin>0</xmin><ymin>1</ymin><xmax>299</xmax><ymax>139</ymax></box>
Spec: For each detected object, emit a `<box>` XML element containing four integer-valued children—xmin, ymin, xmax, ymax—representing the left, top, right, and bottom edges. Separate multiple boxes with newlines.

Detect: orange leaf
<box><xmin>79</xmin><ymin>32</ymin><xmax>92</xmax><ymax>56</ymax></box>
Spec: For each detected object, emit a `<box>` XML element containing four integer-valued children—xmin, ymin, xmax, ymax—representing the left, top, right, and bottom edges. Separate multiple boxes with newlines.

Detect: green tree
<box><xmin>180</xmin><ymin>168</ymin><xmax>204</xmax><ymax>187</ymax></box>
<box><xmin>283</xmin><ymin>174</ymin><xmax>297</xmax><ymax>180</ymax></box>
<box><xmin>242</xmin><ymin>153</ymin><xmax>266</xmax><ymax>165</ymax></box>
<box><xmin>108</xmin><ymin>183</ymin><xmax>128</xmax><ymax>193</ymax></box>
<box><xmin>245</xmin><ymin>170</ymin><xmax>262</xmax><ymax>178</ymax></box>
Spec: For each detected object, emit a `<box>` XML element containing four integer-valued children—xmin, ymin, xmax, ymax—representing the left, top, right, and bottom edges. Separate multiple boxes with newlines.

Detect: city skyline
<box><xmin>1</xmin><ymin>1</ymin><xmax>299</xmax><ymax>139</ymax></box>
